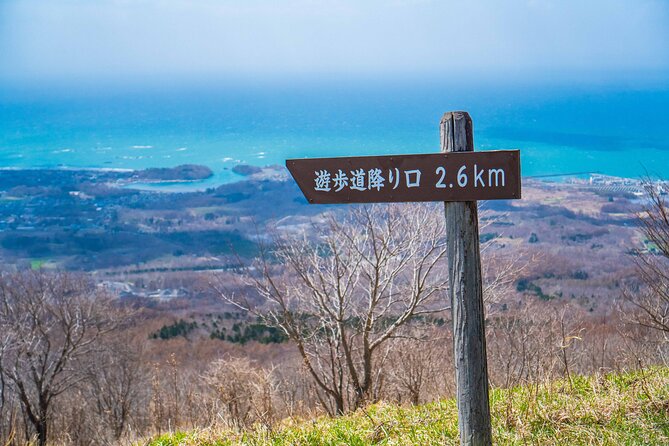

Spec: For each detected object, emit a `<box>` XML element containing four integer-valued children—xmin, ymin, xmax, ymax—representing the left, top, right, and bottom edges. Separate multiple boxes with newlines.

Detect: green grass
<box><xmin>30</xmin><ymin>259</ymin><xmax>46</xmax><ymax>270</ymax></box>
<box><xmin>143</xmin><ymin>368</ymin><xmax>669</xmax><ymax>445</ymax></box>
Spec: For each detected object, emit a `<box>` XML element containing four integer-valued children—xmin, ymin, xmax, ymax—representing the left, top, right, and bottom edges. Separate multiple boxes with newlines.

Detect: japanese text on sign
<box><xmin>312</xmin><ymin>165</ymin><xmax>506</xmax><ymax>193</ymax></box>
<box><xmin>314</xmin><ymin>168</ymin><xmax>425</xmax><ymax>192</ymax></box>
<box><xmin>286</xmin><ymin>150</ymin><xmax>520</xmax><ymax>204</ymax></box>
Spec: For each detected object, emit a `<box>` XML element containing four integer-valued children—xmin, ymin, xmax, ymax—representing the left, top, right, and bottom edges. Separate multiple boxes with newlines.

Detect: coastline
<box><xmin>0</xmin><ymin>159</ymin><xmax>657</xmax><ymax>272</ymax></box>
<box><xmin>0</xmin><ymin>163</ymin><xmax>664</xmax><ymax>194</ymax></box>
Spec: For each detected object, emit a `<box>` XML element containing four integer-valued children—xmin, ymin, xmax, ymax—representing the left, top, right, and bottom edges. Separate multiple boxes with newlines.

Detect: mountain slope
<box><xmin>145</xmin><ymin>367</ymin><xmax>669</xmax><ymax>446</ymax></box>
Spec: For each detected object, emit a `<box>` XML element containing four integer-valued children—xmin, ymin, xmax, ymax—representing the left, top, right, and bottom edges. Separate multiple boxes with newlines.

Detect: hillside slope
<box><xmin>145</xmin><ymin>368</ymin><xmax>669</xmax><ymax>446</ymax></box>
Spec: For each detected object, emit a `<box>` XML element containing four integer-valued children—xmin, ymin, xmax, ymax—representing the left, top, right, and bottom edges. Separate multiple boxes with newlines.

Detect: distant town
<box><xmin>570</xmin><ymin>173</ymin><xmax>668</xmax><ymax>196</ymax></box>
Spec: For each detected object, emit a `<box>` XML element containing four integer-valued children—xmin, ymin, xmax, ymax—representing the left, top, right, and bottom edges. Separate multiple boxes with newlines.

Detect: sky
<box><xmin>1</xmin><ymin>0</ymin><xmax>668</xmax><ymax>86</ymax></box>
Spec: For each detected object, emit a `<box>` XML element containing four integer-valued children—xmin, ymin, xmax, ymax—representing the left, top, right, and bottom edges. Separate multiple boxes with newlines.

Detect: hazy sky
<box><xmin>1</xmin><ymin>0</ymin><xmax>668</xmax><ymax>85</ymax></box>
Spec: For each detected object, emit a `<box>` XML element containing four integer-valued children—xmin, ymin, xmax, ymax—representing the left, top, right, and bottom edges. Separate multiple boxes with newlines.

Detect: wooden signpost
<box><xmin>286</xmin><ymin>111</ymin><xmax>521</xmax><ymax>446</ymax></box>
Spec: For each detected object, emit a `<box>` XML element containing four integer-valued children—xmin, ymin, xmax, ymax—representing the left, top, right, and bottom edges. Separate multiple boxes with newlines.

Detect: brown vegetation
<box><xmin>0</xmin><ymin>182</ymin><xmax>668</xmax><ymax>445</ymax></box>
<box><xmin>624</xmin><ymin>181</ymin><xmax>669</xmax><ymax>333</ymax></box>
<box><xmin>216</xmin><ymin>204</ymin><xmax>452</xmax><ymax>414</ymax></box>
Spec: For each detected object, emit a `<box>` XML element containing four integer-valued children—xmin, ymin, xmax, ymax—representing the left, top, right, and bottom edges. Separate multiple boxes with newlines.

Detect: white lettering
<box><xmin>457</xmin><ymin>166</ymin><xmax>468</xmax><ymax>187</ymax></box>
<box><xmin>350</xmin><ymin>169</ymin><xmax>366</xmax><ymax>191</ymax></box>
<box><xmin>474</xmin><ymin>164</ymin><xmax>485</xmax><ymax>188</ymax></box>
<box><xmin>314</xmin><ymin>170</ymin><xmax>331</xmax><ymax>191</ymax></box>
<box><xmin>389</xmin><ymin>168</ymin><xmax>400</xmax><ymax>189</ymax></box>
<box><xmin>405</xmin><ymin>169</ymin><xmax>421</xmax><ymax>188</ymax></box>
<box><xmin>368</xmin><ymin>168</ymin><xmax>385</xmax><ymax>191</ymax></box>
<box><xmin>435</xmin><ymin>166</ymin><xmax>447</xmax><ymax>188</ymax></box>
<box><xmin>332</xmin><ymin>169</ymin><xmax>349</xmax><ymax>192</ymax></box>
<box><xmin>488</xmin><ymin>168</ymin><xmax>505</xmax><ymax>187</ymax></box>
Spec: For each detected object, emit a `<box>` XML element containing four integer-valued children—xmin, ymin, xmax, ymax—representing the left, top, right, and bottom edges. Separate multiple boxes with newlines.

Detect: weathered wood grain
<box><xmin>441</xmin><ymin>111</ymin><xmax>492</xmax><ymax>446</ymax></box>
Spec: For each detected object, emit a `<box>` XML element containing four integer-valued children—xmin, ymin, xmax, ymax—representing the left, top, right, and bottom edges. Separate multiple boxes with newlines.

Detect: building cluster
<box><xmin>579</xmin><ymin>174</ymin><xmax>668</xmax><ymax>196</ymax></box>
<box><xmin>98</xmin><ymin>280</ymin><xmax>189</xmax><ymax>301</ymax></box>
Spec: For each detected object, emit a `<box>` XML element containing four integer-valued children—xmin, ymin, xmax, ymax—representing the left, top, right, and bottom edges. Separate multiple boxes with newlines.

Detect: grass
<box><xmin>30</xmin><ymin>259</ymin><xmax>46</xmax><ymax>270</ymax></box>
<box><xmin>143</xmin><ymin>367</ymin><xmax>669</xmax><ymax>445</ymax></box>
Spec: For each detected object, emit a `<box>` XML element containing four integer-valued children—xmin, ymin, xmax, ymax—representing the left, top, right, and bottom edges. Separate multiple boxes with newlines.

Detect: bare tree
<box><xmin>86</xmin><ymin>333</ymin><xmax>146</xmax><ymax>442</ymax></box>
<box><xmin>0</xmin><ymin>330</ymin><xmax>20</xmax><ymax>443</ymax></box>
<box><xmin>215</xmin><ymin>203</ymin><xmax>450</xmax><ymax>414</ymax></box>
<box><xmin>0</xmin><ymin>271</ymin><xmax>121</xmax><ymax>446</ymax></box>
<box><xmin>202</xmin><ymin>356</ymin><xmax>275</xmax><ymax>429</ymax></box>
<box><xmin>385</xmin><ymin>329</ymin><xmax>447</xmax><ymax>405</ymax></box>
<box><xmin>624</xmin><ymin>181</ymin><xmax>669</xmax><ymax>334</ymax></box>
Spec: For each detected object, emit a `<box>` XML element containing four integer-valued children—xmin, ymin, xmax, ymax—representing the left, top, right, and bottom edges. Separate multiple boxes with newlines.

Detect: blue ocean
<box><xmin>1</xmin><ymin>81</ymin><xmax>667</xmax><ymax>189</ymax></box>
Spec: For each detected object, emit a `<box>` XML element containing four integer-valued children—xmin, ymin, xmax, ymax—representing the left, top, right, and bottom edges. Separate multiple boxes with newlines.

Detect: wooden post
<box><xmin>441</xmin><ymin>111</ymin><xmax>492</xmax><ymax>446</ymax></box>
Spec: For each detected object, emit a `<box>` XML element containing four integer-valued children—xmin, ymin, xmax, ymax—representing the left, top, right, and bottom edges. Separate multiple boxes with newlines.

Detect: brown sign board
<box><xmin>286</xmin><ymin>150</ymin><xmax>521</xmax><ymax>204</ymax></box>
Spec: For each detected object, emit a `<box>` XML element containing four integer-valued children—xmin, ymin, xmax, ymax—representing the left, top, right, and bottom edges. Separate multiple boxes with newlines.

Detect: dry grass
<box><xmin>143</xmin><ymin>367</ymin><xmax>669</xmax><ymax>446</ymax></box>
